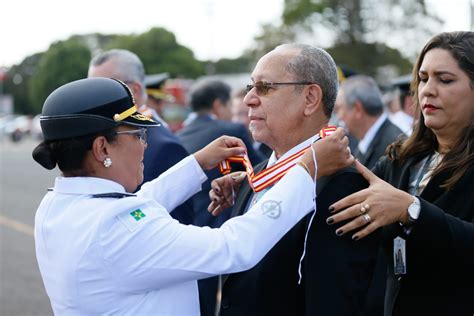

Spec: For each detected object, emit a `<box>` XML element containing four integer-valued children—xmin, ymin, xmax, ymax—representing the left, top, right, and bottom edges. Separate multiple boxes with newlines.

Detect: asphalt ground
<box><xmin>1</xmin><ymin>137</ymin><xmax>57</xmax><ymax>315</ymax></box>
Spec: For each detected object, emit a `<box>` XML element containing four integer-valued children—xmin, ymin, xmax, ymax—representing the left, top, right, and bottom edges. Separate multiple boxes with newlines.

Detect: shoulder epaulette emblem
<box><xmin>91</xmin><ymin>192</ymin><xmax>136</xmax><ymax>199</ymax></box>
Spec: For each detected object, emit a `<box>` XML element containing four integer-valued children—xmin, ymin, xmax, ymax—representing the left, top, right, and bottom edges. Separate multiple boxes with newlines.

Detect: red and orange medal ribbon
<box><xmin>219</xmin><ymin>126</ymin><xmax>336</xmax><ymax>192</ymax></box>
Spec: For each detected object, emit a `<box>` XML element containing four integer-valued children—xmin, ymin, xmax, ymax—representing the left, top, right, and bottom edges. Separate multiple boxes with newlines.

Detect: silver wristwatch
<box><xmin>407</xmin><ymin>196</ymin><xmax>421</xmax><ymax>226</ymax></box>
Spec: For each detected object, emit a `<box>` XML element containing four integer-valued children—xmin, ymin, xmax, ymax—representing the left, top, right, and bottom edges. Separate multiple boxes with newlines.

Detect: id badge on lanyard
<box><xmin>394</xmin><ymin>236</ymin><xmax>407</xmax><ymax>275</ymax></box>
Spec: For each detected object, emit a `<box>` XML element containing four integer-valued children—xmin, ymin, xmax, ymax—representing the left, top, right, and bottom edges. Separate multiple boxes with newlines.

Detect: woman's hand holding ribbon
<box><xmin>194</xmin><ymin>136</ymin><xmax>247</xmax><ymax>171</ymax></box>
<box><xmin>300</xmin><ymin>127</ymin><xmax>354</xmax><ymax>179</ymax></box>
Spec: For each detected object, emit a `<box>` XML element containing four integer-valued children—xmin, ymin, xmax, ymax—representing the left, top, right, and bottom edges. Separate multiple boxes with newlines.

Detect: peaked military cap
<box><xmin>145</xmin><ymin>73</ymin><xmax>171</xmax><ymax>101</ymax></box>
<box><xmin>40</xmin><ymin>77</ymin><xmax>159</xmax><ymax>141</ymax></box>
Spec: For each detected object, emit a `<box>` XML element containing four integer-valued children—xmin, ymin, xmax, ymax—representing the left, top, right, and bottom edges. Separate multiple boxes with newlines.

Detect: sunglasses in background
<box><xmin>114</xmin><ymin>128</ymin><xmax>147</xmax><ymax>144</ymax></box>
<box><xmin>246</xmin><ymin>81</ymin><xmax>316</xmax><ymax>96</ymax></box>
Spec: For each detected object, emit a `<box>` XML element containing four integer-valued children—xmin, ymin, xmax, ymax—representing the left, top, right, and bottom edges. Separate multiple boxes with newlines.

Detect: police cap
<box><xmin>145</xmin><ymin>73</ymin><xmax>172</xmax><ymax>100</ymax></box>
<box><xmin>40</xmin><ymin>77</ymin><xmax>159</xmax><ymax>141</ymax></box>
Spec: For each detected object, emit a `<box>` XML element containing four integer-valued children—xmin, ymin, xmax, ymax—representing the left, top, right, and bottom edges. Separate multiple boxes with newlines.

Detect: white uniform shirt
<box><xmin>35</xmin><ymin>155</ymin><xmax>316</xmax><ymax>315</ymax></box>
<box><xmin>388</xmin><ymin>111</ymin><xmax>413</xmax><ymax>136</ymax></box>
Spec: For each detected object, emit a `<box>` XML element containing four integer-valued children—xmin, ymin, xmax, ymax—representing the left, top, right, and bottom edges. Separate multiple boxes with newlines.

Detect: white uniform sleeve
<box><xmin>102</xmin><ymin>165</ymin><xmax>316</xmax><ymax>292</ymax></box>
<box><xmin>137</xmin><ymin>155</ymin><xmax>207</xmax><ymax>212</ymax></box>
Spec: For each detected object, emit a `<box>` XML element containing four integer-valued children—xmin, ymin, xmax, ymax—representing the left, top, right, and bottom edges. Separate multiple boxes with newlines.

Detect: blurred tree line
<box><xmin>4</xmin><ymin>0</ymin><xmax>441</xmax><ymax>114</ymax></box>
<box><xmin>4</xmin><ymin>28</ymin><xmax>205</xmax><ymax>114</ymax></box>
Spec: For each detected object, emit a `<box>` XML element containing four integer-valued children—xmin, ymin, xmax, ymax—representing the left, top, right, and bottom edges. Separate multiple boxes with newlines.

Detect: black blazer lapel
<box><xmin>420</xmin><ymin>168</ymin><xmax>451</xmax><ymax>203</ymax></box>
<box><xmin>361</xmin><ymin>124</ymin><xmax>384</xmax><ymax>167</ymax></box>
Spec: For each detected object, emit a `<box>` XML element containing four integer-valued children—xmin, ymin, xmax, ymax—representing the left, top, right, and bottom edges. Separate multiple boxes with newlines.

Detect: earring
<box><xmin>103</xmin><ymin>157</ymin><xmax>112</xmax><ymax>168</ymax></box>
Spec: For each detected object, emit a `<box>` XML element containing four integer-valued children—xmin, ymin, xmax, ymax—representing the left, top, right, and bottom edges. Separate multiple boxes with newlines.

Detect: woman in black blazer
<box><xmin>328</xmin><ymin>31</ymin><xmax>474</xmax><ymax>316</ymax></box>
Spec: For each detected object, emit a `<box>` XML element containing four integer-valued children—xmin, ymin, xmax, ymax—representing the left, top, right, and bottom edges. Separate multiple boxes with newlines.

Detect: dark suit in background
<box><xmin>220</xmin><ymin>161</ymin><xmax>380</xmax><ymax>316</ymax></box>
<box><xmin>140</xmin><ymin>124</ymin><xmax>193</xmax><ymax>224</ymax></box>
<box><xmin>355</xmin><ymin>118</ymin><xmax>403</xmax><ymax>169</ymax></box>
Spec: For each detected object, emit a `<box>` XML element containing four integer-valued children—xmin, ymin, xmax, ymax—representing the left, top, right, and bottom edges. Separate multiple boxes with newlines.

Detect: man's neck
<box><xmin>196</xmin><ymin>109</ymin><xmax>212</xmax><ymax>116</ymax></box>
<box><xmin>356</xmin><ymin>114</ymin><xmax>381</xmax><ymax>140</ymax></box>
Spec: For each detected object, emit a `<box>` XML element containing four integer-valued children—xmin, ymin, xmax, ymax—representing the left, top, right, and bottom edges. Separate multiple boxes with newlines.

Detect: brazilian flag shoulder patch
<box><xmin>117</xmin><ymin>207</ymin><xmax>153</xmax><ymax>232</ymax></box>
<box><xmin>130</xmin><ymin>209</ymin><xmax>146</xmax><ymax>221</ymax></box>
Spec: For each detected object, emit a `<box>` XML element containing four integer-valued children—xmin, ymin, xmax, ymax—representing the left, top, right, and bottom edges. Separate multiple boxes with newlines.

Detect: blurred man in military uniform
<box><xmin>88</xmin><ymin>49</ymin><xmax>194</xmax><ymax>224</ymax></box>
<box><xmin>142</xmin><ymin>72</ymin><xmax>172</xmax><ymax>128</ymax></box>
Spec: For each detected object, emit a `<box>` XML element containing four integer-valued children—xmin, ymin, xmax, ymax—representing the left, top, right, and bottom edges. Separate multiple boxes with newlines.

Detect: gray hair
<box><xmin>340</xmin><ymin>75</ymin><xmax>384</xmax><ymax>116</ymax></box>
<box><xmin>89</xmin><ymin>49</ymin><xmax>145</xmax><ymax>85</ymax></box>
<box><xmin>275</xmin><ymin>44</ymin><xmax>339</xmax><ymax>117</ymax></box>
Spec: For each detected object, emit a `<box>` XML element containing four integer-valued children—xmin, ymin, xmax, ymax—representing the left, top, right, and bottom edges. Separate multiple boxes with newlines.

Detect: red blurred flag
<box><xmin>0</xmin><ymin>68</ymin><xmax>8</xmax><ymax>81</ymax></box>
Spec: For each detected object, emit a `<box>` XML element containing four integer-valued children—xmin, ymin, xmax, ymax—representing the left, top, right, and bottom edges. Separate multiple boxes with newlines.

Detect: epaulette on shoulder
<box><xmin>91</xmin><ymin>192</ymin><xmax>137</xmax><ymax>199</ymax></box>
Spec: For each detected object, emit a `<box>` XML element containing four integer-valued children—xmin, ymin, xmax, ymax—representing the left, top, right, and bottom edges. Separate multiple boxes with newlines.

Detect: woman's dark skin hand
<box><xmin>208</xmin><ymin>171</ymin><xmax>246</xmax><ymax>216</ymax></box>
<box><xmin>194</xmin><ymin>136</ymin><xmax>247</xmax><ymax>171</ymax></box>
<box><xmin>305</xmin><ymin>127</ymin><xmax>354</xmax><ymax>179</ymax></box>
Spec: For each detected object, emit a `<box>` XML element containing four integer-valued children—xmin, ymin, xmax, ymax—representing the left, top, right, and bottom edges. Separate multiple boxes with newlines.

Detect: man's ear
<box><xmin>91</xmin><ymin>136</ymin><xmax>110</xmax><ymax>164</ymax></box>
<box><xmin>303</xmin><ymin>84</ymin><xmax>323</xmax><ymax>116</ymax></box>
<box><xmin>212</xmin><ymin>99</ymin><xmax>229</xmax><ymax>119</ymax></box>
<box><xmin>212</xmin><ymin>99</ymin><xmax>223</xmax><ymax>113</ymax></box>
<box><xmin>128</xmin><ymin>81</ymin><xmax>145</xmax><ymax>104</ymax></box>
<box><xmin>353</xmin><ymin>101</ymin><xmax>365</xmax><ymax>119</ymax></box>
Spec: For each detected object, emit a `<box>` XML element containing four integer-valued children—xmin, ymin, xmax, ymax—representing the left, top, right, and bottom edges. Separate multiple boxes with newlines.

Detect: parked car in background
<box><xmin>2</xmin><ymin>115</ymin><xmax>32</xmax><ymax>142</ymax></box>
<box><xmin>31</xmin><ymin>114</ymin><xmax>43</xmax><ymax>140</ymax></box>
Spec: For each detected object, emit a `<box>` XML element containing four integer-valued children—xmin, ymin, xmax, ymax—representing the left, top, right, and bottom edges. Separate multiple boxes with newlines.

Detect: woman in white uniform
<box><xmin>32</xmin><ymin>77</ymin><xmax>353</xmax><ymax>315</ymax></box>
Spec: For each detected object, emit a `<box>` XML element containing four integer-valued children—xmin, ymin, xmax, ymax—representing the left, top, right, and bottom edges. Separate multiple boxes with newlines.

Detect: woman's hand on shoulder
<box><xmin>326</xmin><ymin>160</ymin><xmax>414</xmax><ymax>240</ymax></box>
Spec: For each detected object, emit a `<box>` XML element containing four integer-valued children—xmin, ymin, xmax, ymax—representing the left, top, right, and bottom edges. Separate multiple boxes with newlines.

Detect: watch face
<box><xmin>408</xmin><ymin>198</ymin><xmax>420</xmax><ymax>220</ymax></box>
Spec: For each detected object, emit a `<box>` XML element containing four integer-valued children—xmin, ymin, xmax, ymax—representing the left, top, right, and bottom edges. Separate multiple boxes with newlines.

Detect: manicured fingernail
<box><xmin>329</xmin><ymin>206</ymin><xmax>335</xmax><ymax>213</ymax></box>
<box><xmin>215</xmin><ymin>188</ymin><xmax>220</xmax><ymax>193</ymax></box>
<box><xmin>336</xmin><ymin>229</ymin><xmax>343</xmax><ymax>236</ymax></box>
<box><xmin>352</xmin><ymin>235</ymin><xmax>359</xmax><ymax>241</ymax></box>
<box><xmin>326</xmin><ymin>217</ymin><xmax>334</xmax><ymax>224</ymax></box>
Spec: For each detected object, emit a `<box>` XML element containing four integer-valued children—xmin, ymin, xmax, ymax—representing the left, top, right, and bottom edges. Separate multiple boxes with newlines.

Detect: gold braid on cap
<box><xmin>337</xmin><ymin>66</ymin><xmax>346</xmax><ymax>83</ymax></box>
<box><xmin>113</xmin><ymin>105</ymin><xmax>137</xmax><ymax>122</ymax></box>
<box><xmin>146</xmin><ymin>88</ymin><xmax>167</xmax><ymax>98</ymax></box>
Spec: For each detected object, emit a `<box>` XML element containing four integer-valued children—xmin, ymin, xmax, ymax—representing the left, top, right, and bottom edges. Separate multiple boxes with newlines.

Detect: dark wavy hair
<box><xmin>388</xmin><ymin>31</ymin><xmax>474</xmax><ymax>189</ymax></box>
<box><xmin>32</xmin><ymin>129</ymin><xmax>118</xmax><ymax>176</ymax></box>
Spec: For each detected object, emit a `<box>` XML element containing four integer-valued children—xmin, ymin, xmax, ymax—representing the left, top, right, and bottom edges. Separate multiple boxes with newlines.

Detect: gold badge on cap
<box><xmin>130</xmin><ymin>113</ymin><xmax>155</xmax><ymax>122</ymax></box>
